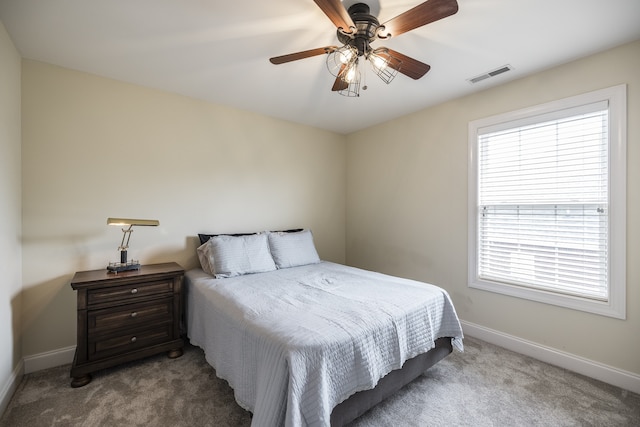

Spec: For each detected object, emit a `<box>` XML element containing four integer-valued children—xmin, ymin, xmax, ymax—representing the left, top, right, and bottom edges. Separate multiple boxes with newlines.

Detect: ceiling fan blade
<box><xmin>386</xmin><ymin>49</ymin><xmax>431</xmax><ymax>80</ymax></box>
<box><xmin>269</xmin><ymin>46</ymin><xmax>337</xmax><ymax>65</ymax></box>
<box><xmin>313</xmin><ymin>0</ymin><xmax>355</xmax><ymax>33</ymax></box>
<box><xmin>332</xmin><ymin>77</ymin><xmax>349</xmax><ymax>92</ymax></box>
<box><xmin>380</xmin><ymin>0</ymin><xmax>458</xmax><ymax>38</ymax></box>
<box><xmin>331</xmin><ymin>64</ymin><xmax>348</xmax><ymax>91</ymax></box>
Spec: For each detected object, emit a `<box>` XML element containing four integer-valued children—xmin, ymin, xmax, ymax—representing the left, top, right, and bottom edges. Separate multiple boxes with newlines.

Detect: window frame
<box><xmin>468</xmin><ymin>85</ymin><xmax>626</xmax><ymax>319</ymax></box>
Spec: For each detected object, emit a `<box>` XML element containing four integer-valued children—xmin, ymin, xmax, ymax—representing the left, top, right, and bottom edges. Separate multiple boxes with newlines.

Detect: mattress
<box><xmin>186</xmin><ymin>261</ymin><xmax>463</xmax><ymax>426</ymax></box>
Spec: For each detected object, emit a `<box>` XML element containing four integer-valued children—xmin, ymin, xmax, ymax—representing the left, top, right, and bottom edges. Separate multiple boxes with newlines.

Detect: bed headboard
<box><xmin>198</xmin><ymin>229</ymin><xmax>303</xmax><ymax>245</ymax></box>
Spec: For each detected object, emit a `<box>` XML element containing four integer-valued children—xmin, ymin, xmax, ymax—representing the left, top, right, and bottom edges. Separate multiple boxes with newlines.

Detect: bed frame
<box><xmin>330</xmin><ymin>337</ymin><xmax>453</xmax><ymax>426</ymax></box>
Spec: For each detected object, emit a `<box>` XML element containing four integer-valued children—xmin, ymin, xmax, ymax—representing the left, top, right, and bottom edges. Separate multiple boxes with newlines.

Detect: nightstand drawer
<box><xmin>88</xmin><ymin>323</ymin><xmax>173</xmax><ymax>361</ymax></box>
<box><xmin>87</xmin><ymin>280</ymin><xmax>173</xmax><ymax>307</ymax></box>
<box><xmin>88</xmin><ymin>298</ymin><xmax>173</xmax><ymax>333</ymax></box>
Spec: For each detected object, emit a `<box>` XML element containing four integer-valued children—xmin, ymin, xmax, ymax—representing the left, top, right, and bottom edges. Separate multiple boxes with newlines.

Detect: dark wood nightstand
<box><xmin>69</xmin><ymin>262</ymin><xmax>184</xmax><ymax>387</ymax></box>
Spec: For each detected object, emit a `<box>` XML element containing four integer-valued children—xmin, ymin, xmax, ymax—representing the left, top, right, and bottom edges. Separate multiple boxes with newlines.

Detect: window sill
<box><xmin>468</xmin><ymin>277</ymin><xmax>625</xmax><ymax>319</ymax></box>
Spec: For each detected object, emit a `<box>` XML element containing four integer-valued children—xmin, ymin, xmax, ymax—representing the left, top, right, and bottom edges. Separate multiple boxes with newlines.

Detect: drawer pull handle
<box><xmin>130</xmin><ymin>288</ymin><xmax>138</xmax><ymax>294</ymax></box>
<box><xmin>130</xmin><ymin>312</ymin><xmax>137</xmax><ymax>318</ymax></box>
<box><xmin>131</xmin><ymin>336</ymin><xmax>137</xmax><ymax>343</ymax></box>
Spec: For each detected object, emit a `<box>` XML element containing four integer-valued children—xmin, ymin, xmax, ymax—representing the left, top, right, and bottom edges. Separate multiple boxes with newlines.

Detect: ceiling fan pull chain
<box><xmin>362</xmin><ymin>63</ymin><xmax>368</xmax><ymax>91</ymax></box>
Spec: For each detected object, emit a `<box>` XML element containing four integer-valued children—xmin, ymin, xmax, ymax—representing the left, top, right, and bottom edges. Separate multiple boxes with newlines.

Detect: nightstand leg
<box><xmin>71</xmin><ymin>374</ymin><xmax>92</xmax><ymax>388</ymax></box>
<box><xmin>167</xmin><ymin>348</ymin><xmax>183</xmax><ymax>359</ymax></box>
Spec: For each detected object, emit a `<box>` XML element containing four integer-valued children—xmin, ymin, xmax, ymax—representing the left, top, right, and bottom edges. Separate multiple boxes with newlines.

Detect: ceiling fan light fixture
<box><xmin>326</xmin><ymin>45</ymin><xmax>358</xmax><ymax>77</ymax></box>
<box><xmin>368</xmin><ymin>48</ymin><xmax>401</xmax><ymax>84</ymax></box>
<box><xmin>338</xmin><ymin>60</ymin><xmax>361</xmax><ymax>97</ymax></box>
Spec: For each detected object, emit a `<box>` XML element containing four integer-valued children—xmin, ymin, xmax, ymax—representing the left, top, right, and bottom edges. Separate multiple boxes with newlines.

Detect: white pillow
<box><xmin>209</xmin><ymin>233</ymin><xmax>276</xmax><ymax>278</ymax></box>
<box><xmin>197</xmin><ymin>239</ymin><xmax>216</xmax><ymax>276</ymax></box>
<box><xmin>268</xmin><ymin>229</ymin><xmax>320</xmax><ymax>269</ymax></box>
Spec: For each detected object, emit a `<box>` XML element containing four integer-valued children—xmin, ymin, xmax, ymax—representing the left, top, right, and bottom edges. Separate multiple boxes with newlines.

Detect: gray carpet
<box><xmin>1</xmin><ymin>337</ymin><xmax>638</xmax><ymax>426</ymax></box>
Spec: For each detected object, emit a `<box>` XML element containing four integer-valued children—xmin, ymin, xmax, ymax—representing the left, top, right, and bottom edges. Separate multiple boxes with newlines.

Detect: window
<box><xmin>468</xmin><ymin>85</ymin><xmax>626</xmax><ymax>318</ymax></box>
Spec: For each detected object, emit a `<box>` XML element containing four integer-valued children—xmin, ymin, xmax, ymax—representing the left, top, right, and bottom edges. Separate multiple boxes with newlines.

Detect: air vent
<box><xmin>467</xmin><ymin>65</ymin><xmax>513</xmax><ymax>84</ymax></box>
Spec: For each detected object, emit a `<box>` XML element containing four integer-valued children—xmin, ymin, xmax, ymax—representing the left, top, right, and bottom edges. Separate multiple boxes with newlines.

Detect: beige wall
<box><xmin>21</xmin><ymin>60</ymin><xmax>346</xmax><ymax>356</ymax></box>
<box><xmin>346</xmin><ymin>40</ymin><xmax>640</xmax><ymax>375</ymax></box>
<box><xmin>0</xmin><ymin>20</ymin><xmax>22</xmax><ymax>400</ymax></box>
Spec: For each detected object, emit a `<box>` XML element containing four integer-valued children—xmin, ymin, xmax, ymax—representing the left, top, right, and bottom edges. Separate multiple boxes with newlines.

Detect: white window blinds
<box><xmin>477</xmin><ymin>101</ymin><xmax>609</xmax><ymax>300</ymax></box>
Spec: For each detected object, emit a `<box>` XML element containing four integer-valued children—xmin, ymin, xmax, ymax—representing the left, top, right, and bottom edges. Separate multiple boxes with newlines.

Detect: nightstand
<box><xmin>69</xmin><ymin>262</ymin><xmax>184</xmax><ymax>387</ymax></box>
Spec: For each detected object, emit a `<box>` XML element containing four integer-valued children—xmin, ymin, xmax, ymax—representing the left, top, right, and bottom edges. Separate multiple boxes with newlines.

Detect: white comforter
<box><xmin>186</xmin><ymin>261</ymin><xmax>463</xmax><ymax>427</ymax></box>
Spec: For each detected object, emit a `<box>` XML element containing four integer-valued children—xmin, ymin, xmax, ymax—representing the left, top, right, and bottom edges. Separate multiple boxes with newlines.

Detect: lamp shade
<box><xmin>107</xmin><ymin>218</ymin><xmax>159</xmax><ymax>227</ymax></box>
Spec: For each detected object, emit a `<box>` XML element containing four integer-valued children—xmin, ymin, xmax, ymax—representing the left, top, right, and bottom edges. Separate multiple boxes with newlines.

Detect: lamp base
<box><xmin>107</xmin><ymin>260</ymin><xmax>141</xmax><ymax>273</ymax></box>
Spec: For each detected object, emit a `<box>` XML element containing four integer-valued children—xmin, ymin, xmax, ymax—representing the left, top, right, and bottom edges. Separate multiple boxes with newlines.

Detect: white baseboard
<box><xmin>23</xmin><ymin>345</ymin><xmax>75</xmax><ymax>374</ymax></box>
<box><xmin>0</xmin><ymin>359</ymin><xmax>24</xmax><ymax>417</ymax></box>
<box><xmin>1</xmin><ymin>347</ymin><xmax>75</xmax><ymax>418</ymax></box>
<box><xmin>461</xmin><ymin>320</ymin><xmax>640</xmax><ymax>395</ymax></box>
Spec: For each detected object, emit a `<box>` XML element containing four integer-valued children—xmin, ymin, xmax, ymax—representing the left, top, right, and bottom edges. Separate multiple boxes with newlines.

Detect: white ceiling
<box><xmin>1</xmin><ymin>0</ymin><xmax>639</xmax><ymax>134</ymax></box>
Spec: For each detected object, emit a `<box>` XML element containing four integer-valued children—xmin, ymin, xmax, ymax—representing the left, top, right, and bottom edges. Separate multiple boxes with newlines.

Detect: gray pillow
<box><xmin>196</xmin><ymin>239</ymin><xmax>216</xmax><ymax>276</ymax></box>
<box><xmin>268</xmin><ymin>229</ymin><xmax>320</xmax><ymax>269</ymax></box>
<box><xmin>206</xmin><ymin>233</ymin><xmax>277</xmax><ymax>278</ymax></box>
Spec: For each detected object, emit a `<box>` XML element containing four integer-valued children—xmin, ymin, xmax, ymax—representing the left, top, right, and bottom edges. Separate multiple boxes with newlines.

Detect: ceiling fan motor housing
<box><xmin>337</xmin><ymin>3</ymin><xmax>381</xmax><ymax>56</ymax></box>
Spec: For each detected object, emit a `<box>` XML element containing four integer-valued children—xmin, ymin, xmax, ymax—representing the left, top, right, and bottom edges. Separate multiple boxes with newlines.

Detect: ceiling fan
<box><xmin>269</xmin><ymin>0</ymin><xmax>459</xmax><ymax>97</ymax></box>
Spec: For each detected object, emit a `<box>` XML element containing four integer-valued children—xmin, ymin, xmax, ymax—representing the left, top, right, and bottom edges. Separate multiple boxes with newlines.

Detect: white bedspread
<box><xmin>186</xmin><ymin>261</ymin><xmax>463</xmax><ymax>427</ymax></box>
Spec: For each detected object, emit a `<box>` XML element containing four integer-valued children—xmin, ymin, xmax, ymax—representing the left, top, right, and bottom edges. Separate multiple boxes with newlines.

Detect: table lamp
<box><xmin>107</xmin><ymin>217</ymin><xmax>159</xmax><ymax>272</ymax></box>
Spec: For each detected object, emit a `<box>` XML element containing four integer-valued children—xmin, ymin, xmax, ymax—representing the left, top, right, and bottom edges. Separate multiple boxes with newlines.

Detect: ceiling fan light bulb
<box><xmin>339</xmin><ymin>49</ymin><xmax>353</xmax><ymax>64</ymax></box>
<box><xmin>345</xmin><ymin>67</ymin><xmax>356</xmax><ymax>83</ymax></box>
<box><xmin>371</xmin><ymin>54</ymin><xmax>388</xmax><ymax>71</ymax></box>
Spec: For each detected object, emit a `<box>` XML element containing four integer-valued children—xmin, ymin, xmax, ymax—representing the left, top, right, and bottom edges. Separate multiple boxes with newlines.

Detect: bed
<box><xmin>187</xmin><ymin>230</ymin><xmax>464</xmax><ymax>426</ymax></box>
